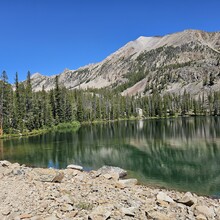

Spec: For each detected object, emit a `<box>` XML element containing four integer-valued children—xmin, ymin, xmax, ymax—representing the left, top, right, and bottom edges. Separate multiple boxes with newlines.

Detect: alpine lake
<box><xmin>1</xmin><ymin>116</ymin><xmax>220</xmax><ymax>197</ymax></box>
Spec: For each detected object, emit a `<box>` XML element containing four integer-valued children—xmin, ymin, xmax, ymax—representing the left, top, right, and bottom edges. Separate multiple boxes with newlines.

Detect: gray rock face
<box><xmin>30</xmin><ymin>30</ymin><xmax>220</xmax><ymax>99</ymax></box>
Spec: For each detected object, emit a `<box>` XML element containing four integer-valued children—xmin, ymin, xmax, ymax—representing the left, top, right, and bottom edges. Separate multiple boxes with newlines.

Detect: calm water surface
<box><xmin>1</xmin><ymin>117</ymin><xmax>220</xmax><ymax>196</ymax></box>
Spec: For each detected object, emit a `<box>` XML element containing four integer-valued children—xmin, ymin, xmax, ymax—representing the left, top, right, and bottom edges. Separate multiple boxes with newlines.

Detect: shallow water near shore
<box><xmin>1</xmin><ymin>116</ymin><xmax>220</xmax><ymax>196</ymax></box>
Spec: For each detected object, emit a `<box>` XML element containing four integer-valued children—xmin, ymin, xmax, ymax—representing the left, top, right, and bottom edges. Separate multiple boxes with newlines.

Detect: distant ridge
<box><xmin>31</xmin><ymin>29</ymin><xmax>220</xmax><ymax>98</ymax></box>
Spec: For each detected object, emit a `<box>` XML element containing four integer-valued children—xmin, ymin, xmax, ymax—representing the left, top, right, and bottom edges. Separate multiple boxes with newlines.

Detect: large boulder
<box><xmin>156</xmin><ymin>192</ymin><xmax>174</xmax><ymax>203</ymax></box>
<box><xmin>175</xmin><ymin>192</ymin><xmax>197</xmax><ymax>206</ymax></box>
<box><xmin>97</xmin><ymin>166</ymin><xmax>127</xmax><ymax>178</ymax></box>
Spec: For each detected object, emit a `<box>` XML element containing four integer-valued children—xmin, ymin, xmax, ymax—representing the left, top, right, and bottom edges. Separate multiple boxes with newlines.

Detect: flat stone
<box><xmin>121</xmin><ymin>207</ymin><xmax>136</xmax><ymax>217</ymax></box>
<box><xmin>67</xmin><ymin>164</ymin><xmax>83</xmax><ymax>171</ymax></box>
<box><xmin>196</xmin><ymin>214</ymin><xmax>207</xmax><ymax>220</ymax></box>
<box><xmin>176</xmin><ymin>191</ymin><xmax>197</xmax><ymax>206</ymax></box>
<box><xmin>29</xmin><ymin>168</ymin><xmax>64</xmax><ymax>182</ymax></box>
<box><xmin>103</xmin><ymin>174</ymin><xmax>112</xmax><ymax>179</ymax></box>
<box><xmin>89</xmin><ymin>206</ymin><xmax>111</xmax><ymax>220</ymax></box>
<box><xmin>44</xmin><ymin>215</ymin><xmax>58</xmax><ymax>220</ymax></box>
<box><xmin>118</xmin><ymin>178</ymin><xmax>138</xmax><ymax>187</ymax></box>
<box><xmin>97</xmin><ymin>166</ymin><xmax>127</xmax><ymax>178</ymax></box>
<box><xmin>60</xmin><ymin>203</ymin><xmax>74</xmax><ymax>212</ymax></box>
<box><xmin>195</xmin><ymin>205</ymin><xmax>215</xmax><ymax>219</ymax></box>
<box><xmin>66</xmin><ymin>210</ymin><xmax>78</xmax><ymax>218</ymax></box>
<box><xmin>146</xmin><ymin>211</ymin><xmax>170</xmax><ymax>220</ymax></box>
<box><xmin>100</xmin><ymin>172</ymin><xmax>119</xmax><ymax>181</ymax></box>
<box><xmin>19</xmin><ymin>213</ymin><xmax>32</xmax><ymax>219</ymax></box>
<box><xmin>2</xmin><ymin>208</ymin><xmax>10</xmax><ymax>216</ymax></box>
<box><xmin>156</xmin><ymin>192</ymin><xmax>174</xmax><ymax>203</ymax></box>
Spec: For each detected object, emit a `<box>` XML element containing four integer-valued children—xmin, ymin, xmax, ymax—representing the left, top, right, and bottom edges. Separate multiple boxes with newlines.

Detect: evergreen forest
<box><xmin>1</xmin><ymin>71</ymin><xmax>220</xmax><ymax>136</ymax></box>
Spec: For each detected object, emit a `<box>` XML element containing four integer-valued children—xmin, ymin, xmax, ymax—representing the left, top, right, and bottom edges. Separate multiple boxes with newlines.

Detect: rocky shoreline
<box><xmin>0</xmin><ymin>161</ymin><xmax>219</xmax><ymax>220</ymax></box>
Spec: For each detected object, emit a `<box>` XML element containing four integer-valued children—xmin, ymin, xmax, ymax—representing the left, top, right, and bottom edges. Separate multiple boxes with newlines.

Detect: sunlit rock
<box><xmin>97</xmin><ymin>165</ymin><xmax>127</xmax><ymax>178</ymax></box>
<box><xmin>67</xmin><ymin>164</ymin><xmax>83</xmax><ymax>171</ymax></box>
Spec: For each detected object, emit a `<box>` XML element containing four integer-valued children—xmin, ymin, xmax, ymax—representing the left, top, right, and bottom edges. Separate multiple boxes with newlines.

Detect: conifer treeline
<box><xmin>0</xmin><ymin>71</ymin><xmax>220</xmax><ymax>135</ymax></box>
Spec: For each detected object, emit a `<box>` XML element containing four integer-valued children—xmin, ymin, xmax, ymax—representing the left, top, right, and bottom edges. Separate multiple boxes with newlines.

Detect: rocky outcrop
<box><xmin>97</xmin><ymin>165</ymin><xmax>127</xmax><ymax>178</ymax></box>
<box><xmin>0</xmin><ymin>160</ymin><xmax>220</xmax><ymax>219</ymax></box>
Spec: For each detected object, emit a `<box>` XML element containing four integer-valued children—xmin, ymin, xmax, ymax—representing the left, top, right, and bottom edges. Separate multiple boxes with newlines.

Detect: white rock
<box><xmin>0</xmin><ymin>160</ymin><xmax>12</xmax><ymax>167</ymax></box>
<box><xmin>195</xmin><ymin>205</ymin><xmax>215</xmax><ymax>219</ymax></box>
<box><xmin>156</xmin><ymin>192</ymin><xmax>174</xmax><ymax>203</ymax></box>
<box><xmin>118</xmin><ymin>179</ymin><xmax>138</xmax><ymax>187</ymax></box>
<box><xmin>89</xmin><ymin>205</ymin><xmax>111</xmax><ymax>219</ymax></box>
<box><xmin>2</xmin><ymin>208</ymin><xmax>10</xmax><ymax>216</ymax></box>
<box><xmin>66</xmin><ymin>164</ymin><xmax>83</xmax><ymax>171</ymax></box>
<box><xmin>97</xmin><ymin>166</ymin><xmax>127</xmax><ymax>178</ymax></box>
<box><xmin>196</xmin><ymin>214</ymin><xmax>207</xmax><ymax>220</ymax></box>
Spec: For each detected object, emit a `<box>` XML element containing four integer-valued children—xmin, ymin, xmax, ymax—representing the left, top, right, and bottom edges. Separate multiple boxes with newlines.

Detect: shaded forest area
<box><xmin>0</xmin><ymin>71</ymin><xmax>220</xmax><ymax>136</ymax></box>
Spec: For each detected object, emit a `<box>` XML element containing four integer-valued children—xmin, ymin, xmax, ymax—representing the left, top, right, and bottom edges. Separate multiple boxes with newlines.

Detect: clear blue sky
<box><xmin>0</xmin><ymin>0</ymin><xmax>219</xmax><ymax>83</ymax></box>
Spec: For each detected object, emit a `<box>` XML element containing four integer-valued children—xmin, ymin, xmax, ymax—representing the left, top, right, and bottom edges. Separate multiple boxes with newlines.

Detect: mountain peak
<box><xmin>30</xmin><ymin>29</ymin><xmax>220</xmax><ymax>96</ymax></box>
<box><xmin>31</xmin><ymin>72</ymin><xmax>44</xmax><ymax>79</ymax></box>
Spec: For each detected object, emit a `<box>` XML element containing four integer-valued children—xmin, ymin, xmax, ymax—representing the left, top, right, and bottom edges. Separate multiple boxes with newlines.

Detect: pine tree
<box><xmin>14</xmin><ymin>72</ymin><xmax>26</xmax><ymax>131</ymax></box>
<box><xmin>25</xmin><ymin>71</ymin><xmax>34</xmax><ymax>130</ymax></box>
<box><xmin>76</xmin><ymin>91</ymin><xmax>83</xmax><ymax>122</ymax></box>
<box><xmin>54</xmin><ymin>76</ymin><xmax>63</xmax><ymax>124</ymax></box>
<box><xmin>0</xmin><ymin>71</ymin><xmax>8</xmax><ymax>135</ymax></box>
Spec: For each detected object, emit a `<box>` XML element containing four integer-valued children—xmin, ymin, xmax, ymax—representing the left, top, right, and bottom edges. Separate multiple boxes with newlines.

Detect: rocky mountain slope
<box><xmin>31</xmin><ymin>29</ymin><xmax>220</xmax><ymax>97</ymax></box>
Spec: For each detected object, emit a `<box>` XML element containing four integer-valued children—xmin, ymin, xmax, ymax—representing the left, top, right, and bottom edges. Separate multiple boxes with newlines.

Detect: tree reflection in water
<box><xmin>1</xmin><ymin>117</ymin><xmax>220</xmax><ymax>196</ymax></box>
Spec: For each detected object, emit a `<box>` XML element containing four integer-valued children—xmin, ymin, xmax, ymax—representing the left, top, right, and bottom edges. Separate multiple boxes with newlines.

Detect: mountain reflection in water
<box><xmin>1</xmin><ymin>117</ymin><xmax>220</xmax><ymax>196</ymax></box>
